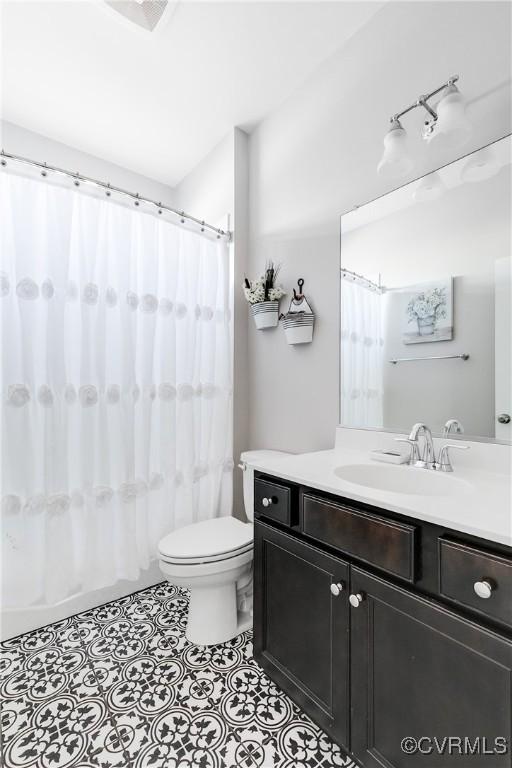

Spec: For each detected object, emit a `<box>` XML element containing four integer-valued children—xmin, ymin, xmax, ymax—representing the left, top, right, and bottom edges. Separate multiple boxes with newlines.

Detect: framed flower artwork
<box><xmin>402</xmin><ymin>277</ymin><xmax>453</xmax><ymax>344</ymax></box>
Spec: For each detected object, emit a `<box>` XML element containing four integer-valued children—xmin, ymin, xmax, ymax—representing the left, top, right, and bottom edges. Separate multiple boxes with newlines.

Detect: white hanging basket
<box><xmin>281</xmin><ymin>286</ymin><xmax>315</xmax><ymax>344</ymax></box>
<box><xmin>251</xmin><ymin>300</ymin><xmax>279</xmax><ymax>330</ymax></box>
<box><xmin>282</xmin><ymin>312</ymin><xmax>315</xmax><ymax>344</ymax></box>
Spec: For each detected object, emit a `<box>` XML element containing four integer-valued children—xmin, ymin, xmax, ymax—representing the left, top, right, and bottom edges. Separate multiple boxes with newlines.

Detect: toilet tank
<box><xmin>240</xmin><ymin>450</ymin><xmax>290</xmax><ymax>522</ymax></box>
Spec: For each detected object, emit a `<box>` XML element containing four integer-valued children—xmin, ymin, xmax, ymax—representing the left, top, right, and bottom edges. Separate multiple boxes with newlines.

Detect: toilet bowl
<box><xmin>158</xmin><ymin>449</ymin><xmax>288</xmax><ymax>646</ymax></box>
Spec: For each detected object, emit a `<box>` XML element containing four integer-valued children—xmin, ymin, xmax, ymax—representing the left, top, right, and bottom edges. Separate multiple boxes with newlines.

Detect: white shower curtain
<box><xmin>0</xmin><ymin>167</ymin><xmax>233</xmax><ymax>608</ymax></box>
<box><xmin>340</xmin><ymin>278</ymin><xmax>383</xmax><ymax>428</ymax></box>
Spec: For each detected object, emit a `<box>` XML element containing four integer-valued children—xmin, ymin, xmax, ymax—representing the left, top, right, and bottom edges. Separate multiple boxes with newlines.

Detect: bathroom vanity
<box><xmin>250</xmin><ymin>432</ymin><xmax>512</xmax><ymax>768</ymax></box>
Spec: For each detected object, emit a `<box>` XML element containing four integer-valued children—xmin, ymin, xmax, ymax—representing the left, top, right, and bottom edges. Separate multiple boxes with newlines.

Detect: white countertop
<box><xmin>247</xmin><ymin>429</ymin><xmax>512</xmax><ymax>547</ymax></box>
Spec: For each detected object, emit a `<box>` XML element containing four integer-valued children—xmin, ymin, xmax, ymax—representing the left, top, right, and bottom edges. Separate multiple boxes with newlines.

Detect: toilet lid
<box><xmin>159</xmin><ymin>517</ymin><xmax>253</xmax><ymax>563</ymax></box>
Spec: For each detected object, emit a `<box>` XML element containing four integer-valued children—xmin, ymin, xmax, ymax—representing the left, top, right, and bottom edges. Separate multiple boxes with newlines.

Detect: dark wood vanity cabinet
<box><xmin>253</xmin><ymin>475</ymin><xmax>512</xmax><ymax>768</ymax></box>
<box><xmin>350</xmin><ymin>567</ymin><xmax>512</xmax><ymax>767</ymax></box>
<box><xmin>253</xmin><ymin>521</ymin><xmax>350</xmax><ymax>748</ymax></box>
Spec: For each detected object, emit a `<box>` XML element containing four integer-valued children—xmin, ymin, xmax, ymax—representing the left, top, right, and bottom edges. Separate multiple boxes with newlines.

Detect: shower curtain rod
<box><xmin>0</xmin><ymin>150</ymin><xmax>231</xmax><ymax>241</ymax></box>
<box><xmin>341</xmin><ymin>267</ymin><xmax>383</xmax><ymax>293</ymax></box>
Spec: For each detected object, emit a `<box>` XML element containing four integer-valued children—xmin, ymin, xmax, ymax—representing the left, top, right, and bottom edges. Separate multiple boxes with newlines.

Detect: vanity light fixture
<box><xmin>377</xmin><ymin>119</ymin><xmax>414</xmax><ymax>178</ymax></box>
<box><xmin>377</xmin><ymin>75</ymin><xmax>472</xmax><ymax>178</ymax></box>
<box><xmin>425</xmin><ymin>82</ymin><xmax>472</xmax><ymax>147</ymax></box>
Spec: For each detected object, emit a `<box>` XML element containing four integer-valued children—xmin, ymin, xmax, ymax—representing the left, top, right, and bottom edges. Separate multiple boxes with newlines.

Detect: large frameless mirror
<box><xmin>339</xmin><ymin>134</ymin><xmax>511</xmax><ymax>442</ymax></box>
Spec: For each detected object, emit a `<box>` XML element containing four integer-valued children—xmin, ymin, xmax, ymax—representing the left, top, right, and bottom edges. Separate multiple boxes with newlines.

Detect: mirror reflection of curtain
<box><xmin>340</xmin><ymin>278</ymin><xmax>383</xmax><ymax>428</ymax></box>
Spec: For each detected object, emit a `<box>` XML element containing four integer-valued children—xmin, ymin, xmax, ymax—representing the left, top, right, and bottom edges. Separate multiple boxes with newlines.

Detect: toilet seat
<box><xmin>160</xmin><ymin>543</ymin><xmax>253</xmax><ymax>566</ymax></box>
<box><xmin>159</xmin><ymin>517</ymin><xmax>253</xmax><ymax>566</ymax></box>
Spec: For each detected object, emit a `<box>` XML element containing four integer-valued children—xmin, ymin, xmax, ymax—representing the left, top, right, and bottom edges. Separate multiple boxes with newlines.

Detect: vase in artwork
<box><xmin>417</xmin><ymin>315</ymin><xmax>435</xmax><ymax>336</ymax></box>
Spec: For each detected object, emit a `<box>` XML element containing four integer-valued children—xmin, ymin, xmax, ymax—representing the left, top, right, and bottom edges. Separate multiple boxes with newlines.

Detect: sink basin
<box><xmin>334</xmin><ymin>463</ymin><xmax>472</xmax><ymax>497</ymax></box>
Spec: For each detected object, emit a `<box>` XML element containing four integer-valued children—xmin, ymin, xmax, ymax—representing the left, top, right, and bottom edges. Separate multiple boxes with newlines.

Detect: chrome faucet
<box><xmin>434</xmin><ymin>443</ymin><xmax>469</xmax><ymax>472</ymax></box>
<box><xmin>394</xmin><ymin>437</ymin><xmax>421</xmax><ymax>465</ymax></box>
<box><xmin>408</xmin><ymin>423</ymin><xmax>436</xmax><ymax>468</ymax></box>
<box><xmin>443</xmin><ymin>419</ymin><xmax>464</xmax><ymax>437</ymax></box>
<box><xmin>395</xmin><ymin>421</ymin><xmax>470</xmax><ymax>471</ymax></box>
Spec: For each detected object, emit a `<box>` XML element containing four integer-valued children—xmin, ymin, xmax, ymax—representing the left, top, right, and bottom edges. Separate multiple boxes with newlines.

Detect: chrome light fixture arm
<box><xmin>390</xmin><ymin>74</ymin><xmax>459</xmax><ymax>125</ymax></box>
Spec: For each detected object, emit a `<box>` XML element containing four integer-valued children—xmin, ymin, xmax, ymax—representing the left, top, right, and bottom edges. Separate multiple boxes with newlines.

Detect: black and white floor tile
<box><xmin>1</xmin><ymin>583</ymin><xmax>358</xmax><ymax>768</ymax></box>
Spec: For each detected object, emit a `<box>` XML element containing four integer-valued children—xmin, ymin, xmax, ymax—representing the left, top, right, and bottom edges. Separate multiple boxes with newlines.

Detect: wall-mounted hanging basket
<box><xmin>251</xmin><ymin>300</ymin><xmax>280</xmax><ymax>330</ymax></box>
<box><xmin>281</xmin><ymin>279</ymin><xmax>315</xmax><ymax>345</ymax></box>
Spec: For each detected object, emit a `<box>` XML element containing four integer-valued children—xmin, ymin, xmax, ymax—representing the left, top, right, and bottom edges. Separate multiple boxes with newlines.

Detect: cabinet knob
<box><xmin>349</xmin><ymin>592</ymin><xmax>365</xmax><ymax>608</ymax></box>
<box><xmin>473</xmin><ymin>579</ymin><xmax>494</xmax><ymax>599</ymax></box>
<box><xmin>497</xmin><ymin>413</ymin><xmax>511</xmax><ymax>424</ymax></box>
<box><xmin>330</xmin><ymin>582</ymin><xmax>344</xmax><ymax>597</ymax></box>
<box><xmin>262</xmin><ymin>497</ymin><xmax>274</xmax><ymax>508</ymax></box>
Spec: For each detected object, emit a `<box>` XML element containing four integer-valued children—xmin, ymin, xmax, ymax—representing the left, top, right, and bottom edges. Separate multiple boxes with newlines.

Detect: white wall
<box><xmin>247</xmin><ymin>1</ymin><xmax>512</xmax><ymax>454</ymax></box>
<box><xmin>175</xmin><ymin>128</ymin><xmax>250</xmax><ymax>518</ymax></box>
<box><xmin>1</xmin><ymin>120</ymin><xmax>177</xmax><ymax>207</ymax></box>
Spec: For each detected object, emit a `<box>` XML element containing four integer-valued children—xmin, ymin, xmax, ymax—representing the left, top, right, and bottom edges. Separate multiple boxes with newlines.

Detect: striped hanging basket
<box><xmin>251</xmin><ymin>300</ymin><xmax>279</xmax><ymax>330</ymax></box>
<box><xmin>281</xmin><ymin>287</ymin><xmax>315</xmax><ymax>345</ymax></box>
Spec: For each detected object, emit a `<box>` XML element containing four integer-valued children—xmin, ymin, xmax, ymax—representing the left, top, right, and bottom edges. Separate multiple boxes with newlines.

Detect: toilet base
<box><xmin>187</xmin><ymin>582</ymin><xmax>235</xmax><ymax>645</ymax></box>
<box><xmin>186</xmin><ymin>586</ymin><xmax>253</xmax><ymax>646</ymax></box>
<box><xmin>236</xmin><ymin>609</ymin><xmax>253</xmax><ymax>636</ymax></box>
<box><xmin>159</xmin><ymin>552</ymin><xmax>253</xmax><ymax>646</ymax></box>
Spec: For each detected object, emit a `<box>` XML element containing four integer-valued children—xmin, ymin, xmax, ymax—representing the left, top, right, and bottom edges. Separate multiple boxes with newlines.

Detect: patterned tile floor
<box><xmin>0</xmin><ymin>583</ymin><xmax>358</xmax><ymax>768</ymax></box>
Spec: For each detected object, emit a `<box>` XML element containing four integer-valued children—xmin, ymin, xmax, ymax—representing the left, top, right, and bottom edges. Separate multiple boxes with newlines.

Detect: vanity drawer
<box><xmin>254</xmin><ymin>478</ymin><xmax>292</xmax><ymax>527</ymax></box>
<box><xmin>301</xmin><ymin>493</ymin><xmax>417</xmax><ymax>582</ymax></box>
<box><xmin>439</xmin><ymin>538</ymin><xmax>512</xmax><ymax>627</ymax></box>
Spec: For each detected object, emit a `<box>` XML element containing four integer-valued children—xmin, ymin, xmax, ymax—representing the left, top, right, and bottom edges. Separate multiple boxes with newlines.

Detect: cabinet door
<box><xmin>254</xmin><ymin>520</ymin><xmax>350</xmax><ymax>749</ymax></box>
<box><xmin>350</xmin><ymin>566</ymin><xmax>512</xmax><ymax>767</ymax></box>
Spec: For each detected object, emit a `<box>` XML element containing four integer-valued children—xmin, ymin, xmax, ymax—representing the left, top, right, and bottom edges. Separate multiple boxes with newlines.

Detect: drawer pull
<box><xmin>262</xmin><ymin>497</ymin><xmax>275</xmax><ymax>508</ymax></box>
<box><xmin>473</xmin><ymin>579</ymin><xmax>494</xmax><ymax>599</ymax></box>
<box><xmin>349</xmin><ymin>592</ymin><xmax>365</xmax><ymax>608</ymax></box>
<box><xmin>330</xmin><ymin>582</ymin><xmax>344</xmax><ymax>597</ymax></box>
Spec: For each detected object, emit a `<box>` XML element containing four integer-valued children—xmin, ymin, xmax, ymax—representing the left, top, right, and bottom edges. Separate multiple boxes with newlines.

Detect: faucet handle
<box><xmin>436</xmin><ymin>443</ymin><xmax>470</xmax><ymax>472</ymax></box>
<box><xmin>394</xmin><ymin>437</ymin><xmax>420</xmax><ymax>464</ymax></box>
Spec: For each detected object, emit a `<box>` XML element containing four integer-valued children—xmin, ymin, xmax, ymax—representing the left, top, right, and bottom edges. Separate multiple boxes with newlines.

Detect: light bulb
<box><xmin>429</xmin><ymin>84</ymin><xmax>472</xmax><ymax>148</ymax></box>
<box><xmin>412</xmin><ymin>171</ymin><xmax>445</xmax><ymax>202</ymax></box>
<box><xmin>377</xmin><ymin>119</ymin><xmax>414</xmax><ymax>179</ymax></box>
<box><xmin>461</xmin><ymin>147</ymin><xmax>500</xmax><ymax>182</ymax></box>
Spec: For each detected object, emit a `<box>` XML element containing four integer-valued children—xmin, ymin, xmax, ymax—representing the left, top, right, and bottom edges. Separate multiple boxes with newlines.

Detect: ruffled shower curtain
<box><xmin>0</xmin><ymin>167</ymin><xmax>233</xmax><ymax>607</ymax></box>
<box><xmin>340</xmin><ymin>278</ymin><xmax>383</xmax><ymax>428</ymax></box>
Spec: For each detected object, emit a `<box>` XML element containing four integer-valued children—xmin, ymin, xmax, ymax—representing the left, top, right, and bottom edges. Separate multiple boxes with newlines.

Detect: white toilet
<box><xmin>158</xmin><ymin>450</ymin><xmax>288</xmax><ymax>646</ymax></box>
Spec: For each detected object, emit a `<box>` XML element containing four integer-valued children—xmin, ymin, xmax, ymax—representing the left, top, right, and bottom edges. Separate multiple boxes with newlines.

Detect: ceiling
<box><xmin>0</xmin><ymin>1</ymin><xmax>383</xmax><ymax>187</ymax></box>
